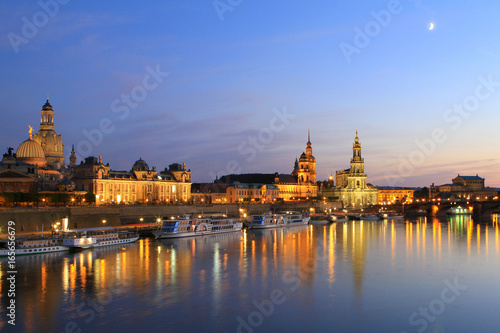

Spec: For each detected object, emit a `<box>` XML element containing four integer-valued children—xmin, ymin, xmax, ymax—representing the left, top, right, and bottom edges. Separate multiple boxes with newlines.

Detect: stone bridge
<box><xmin>403</xmin><ymin>200</ymin><xmax>500</xmax><ymax>218</ymax></box>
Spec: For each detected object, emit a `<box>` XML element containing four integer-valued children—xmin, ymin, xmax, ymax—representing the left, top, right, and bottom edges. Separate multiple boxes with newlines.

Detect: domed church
<box><xmin>0</xmin><ymin>97</ymin><xmax>67</xmax><ymax>193</ymax></box>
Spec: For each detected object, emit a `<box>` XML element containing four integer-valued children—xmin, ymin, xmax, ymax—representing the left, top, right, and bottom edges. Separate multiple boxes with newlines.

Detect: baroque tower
<box><xmin>297</xmin><ymin>128</ymin><xmax>317</xmax><ymax>185</ymax></box>
<box><xmin>69</xmin><ymin>144</ymin><xmax>77</xmax><ymax>168</ymax></box>
<box><xmin>33</xmin><ymin>97</ymin><xmax>65</xmax><ymax>170</ymax></box>
<box><xmin>350</xmin><ymin>130</ymin><xmax>365</xmax><ymax>175</ymax></box>
<box><xmin>333</xmin><ymin>131</ymin><xmax>378</xmax><ymax>208</ymax></box>
<box><xmin>348</xmin><ymin>131</ymin><xmax>367</xmax><ymax>189</ymax></box>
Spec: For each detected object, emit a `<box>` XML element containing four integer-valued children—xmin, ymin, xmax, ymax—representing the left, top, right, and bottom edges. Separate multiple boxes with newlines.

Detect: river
<box><xmin>1</xmin><ymin>215</ymin><xmax>500</xmax><ymax>333</ymax></box>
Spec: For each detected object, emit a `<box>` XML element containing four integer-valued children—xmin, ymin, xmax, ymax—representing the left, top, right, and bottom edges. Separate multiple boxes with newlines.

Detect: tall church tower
<box><xmin>297</xmin><ymin>129</ymin><xmax>317</xmax><ymax>184</ymax></box>
<box><xmin>33</xmin><ymin>96</ymin><xmax>65</xmax><ymax>169</ymax></box>
<box><xmin>350</xmin><ymin>130</ymin><xmax>364</xmax><ymax>175</ymax></box>
<box><xmin>348</xmin><ymin>131</ymin><xmax>367</xmax><ymax>190</ymax></box>
<box><xmin>69</xmin><ymin>144</ymin><xmax>77</xmax><ymax>168</ymax></box>
<box><xmin>332</xmin><ymin>131</ymin><xmax>378</xmax><ymax>208</ymax></box>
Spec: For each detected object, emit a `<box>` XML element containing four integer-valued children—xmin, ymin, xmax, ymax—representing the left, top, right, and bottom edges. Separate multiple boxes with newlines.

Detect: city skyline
<box><xmin>1</xmin><ymin>1</ymin><xmax>500</xmax><ymax>186</ymax></box>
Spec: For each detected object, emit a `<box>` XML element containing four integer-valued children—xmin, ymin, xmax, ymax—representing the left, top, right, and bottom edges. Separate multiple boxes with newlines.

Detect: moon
<box><xmin>429</xmin><ymin>22</ymin><xmax>435</xmax><ymax>30</ymax></box>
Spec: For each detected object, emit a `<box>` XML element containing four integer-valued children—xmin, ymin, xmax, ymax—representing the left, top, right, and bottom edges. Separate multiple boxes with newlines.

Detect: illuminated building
<box><xmin>430</xmin><ymin>174</ymin><xmax>497</xmax><ymax>200</ymax></box>
<box><xmin>216</xmin><ymin>130</ymin><xmax>318</xmax><ymax>200</ymax></box>
<box><xmin>191</xmin><ymin>183</ymin><xmax>279</xmax><ymax>204</ymax></box>
<box><xmin>72</xmin><ymin>156</ymin><xmax>191</xmax><ymax>204</ymax></box>
<box><xmin>0</xmin><ymin>99</ymin><xmax>66</xmax><ymax>191</ymax></box>
<box><xmin>32</xmin><ymin>97</ymin><xmax>65</xmax><ymax>169</ymax></box>
<box><xmin>332</xmin><ymin>131</ymin><xmax>378</xmax><ymax>208</ymax></box>
<box><xmin>378</xmin><ymin>187</ymin><xmax>414</xmax><ymax>204</ymax></box>
<box><xmin>0</xmin><ymin>98</ymin><xmax>191</xmax><ymax>202</ymax></box>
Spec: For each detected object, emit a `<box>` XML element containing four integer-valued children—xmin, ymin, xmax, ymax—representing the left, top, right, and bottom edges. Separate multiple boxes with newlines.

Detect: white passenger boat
<box><xmin>251</xmin><ymin>212</ymin><xmax>309</xmax><ymax>228</ymax></box>
<box><xmin>153</xmin><ymin>216</ymin><xmax>243</xmax><ymax>239</ymax></box>
<box><xmin>281</xmin><ymin>211</ymin><xmax>310</xmax><ymax>226</ymax></box>
<box><xmin>0</xmin><ymin>237</ymin><xmax>69</xmax><ymax>257</ymax></box>
<box><xmin>62</xmin><ymin>227</ymin><xmax>139</xmax><ymax>249</ymax></box>
<box><xmin>250</xmin><ymin>214</ymin><xmax>286</xmax><ymax>229</ymax></box>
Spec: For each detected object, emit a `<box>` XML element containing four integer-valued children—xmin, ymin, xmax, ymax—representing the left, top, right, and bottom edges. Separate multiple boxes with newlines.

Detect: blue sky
<box><xmin>1</xmin><ymin>0</ymin><xmax>500</xmax><ymax>186</ymax></box>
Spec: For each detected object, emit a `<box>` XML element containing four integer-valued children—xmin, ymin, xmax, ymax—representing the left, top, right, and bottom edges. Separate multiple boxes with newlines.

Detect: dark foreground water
<box><xmin>1</xmin><ymin>216</ymin><xmax>500</xmax><ymax>333</ymax></box>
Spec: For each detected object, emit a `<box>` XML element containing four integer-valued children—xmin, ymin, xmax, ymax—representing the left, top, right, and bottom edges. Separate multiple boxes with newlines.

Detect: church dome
<box><xmin>33</xmin><ymin>129</ymin><xmax>64</xmax><ymax>153</ymax></box>
<box><xmin>299</xmin><ymin>151</ymin><xmax>307</xmax><ymax>161</ymax></box>
<box><xmin>16</xmin><ymin>138</ymin><xmax>46</xmax><ymax>166</ymax></box>
<box><xmin>132</xmin><ymin>158</ymin><xmax>149</xmax><ymax>171</ymax></box>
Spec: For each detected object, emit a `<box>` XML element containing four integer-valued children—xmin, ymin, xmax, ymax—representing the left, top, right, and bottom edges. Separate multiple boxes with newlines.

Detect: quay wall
<box><xmin>0</xmin><ymin>201</ymin><xmax>342</xmax><ymax>234</ymax></box>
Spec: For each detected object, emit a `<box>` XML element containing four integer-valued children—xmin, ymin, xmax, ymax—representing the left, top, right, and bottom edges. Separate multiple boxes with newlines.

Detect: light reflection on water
<box><xmin>1</xmin><ymin>216</ymin><xmax>500</xmax><ymax>332</ymax></box>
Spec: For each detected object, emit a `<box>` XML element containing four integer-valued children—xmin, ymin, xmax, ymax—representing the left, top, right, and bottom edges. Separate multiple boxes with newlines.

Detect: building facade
<box><xmin>226</xmin><ymin>183</ymin><xmax>279</xmax><ymax>203</ymax></box>
<box><xmin>378</xmin><ymin>187</ymin><xmax>414</xmax><ymax>204</ymax></box>
<box><xmin>430</xmin><ymin>174</ymin><xmax>497</xmax><ymax>200</ymax></box>
<box><xmin>0</xmin><ymin>169</ymin><xmax>37</xmax><ymax>193</ymax></box>
<box><xmin>72</xmin><ymin>156</ymin><xmax>191</xmax><ymax>204</ymax></box>
<box><xmin>191</xmin><ymin>183</ymin><xmax>229</xmax><ymax>204</ymax></box>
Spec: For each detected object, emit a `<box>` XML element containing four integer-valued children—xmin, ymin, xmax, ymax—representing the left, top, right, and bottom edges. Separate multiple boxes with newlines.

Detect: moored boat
<box><xmin>0</xmin><ymin>237</ymin><xmax>69</xmax><ymax>257</ymax></box>
<box><xmin>281</xmin><ymin>211</ymin><xmax>310</xmax><ymax>226</ymax></box>
<box><xmin>250</xmin><ymin>214</ymin><xmax>286</xmax><ymax>229</ymax></box>
<box><xmin>250</xmin><ymin>212</ymin><xmax>310</xmax><ymax>228</ymax></box>
<box><xmin>153</xmin><ymin>215</ymin><xmax>243</xmax><ymax>239</ymax></box>
<box><xmin>360</xmin><ymin>213</ymin><xmax>381</xmax><ymax>221</ymax></box>
<box><xmin>379</xmin><ymin>211</ymin><xmax>404</xmax><ymax>219</ymax></box>
<box><xmin>446</xmin><ymin>206</ymin><xmax>472</xmax><ymax>215</ymax></box>
<box><xmin>62</xmin><ymin>227</ymin><xmax>139</xmax><ymax>249</ymax></box>
<box><xmin>326</xmin><ymin>214</ymin><xmax>349</xmax><ymax>223</ymax></box>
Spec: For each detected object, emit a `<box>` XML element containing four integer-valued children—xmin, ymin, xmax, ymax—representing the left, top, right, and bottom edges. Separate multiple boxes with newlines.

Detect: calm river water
<box><xmin>1</xmin><ymin>216</ymin><xmax>500</xmax><ymax>333</ymax></box>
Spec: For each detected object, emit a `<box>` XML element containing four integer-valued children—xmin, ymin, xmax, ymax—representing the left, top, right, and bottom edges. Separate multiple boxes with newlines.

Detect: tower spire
<box><xmin>69</xmin><ymin>144</ymin><xmax>77</xmax><ymax>167</ymax></box>
<box><xmin>306</xmin><ymin>127</ymin><xmax>312</xmax><ymax>157</ymax></box>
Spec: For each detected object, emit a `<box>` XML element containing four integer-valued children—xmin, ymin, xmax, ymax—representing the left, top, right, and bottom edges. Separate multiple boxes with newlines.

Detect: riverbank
<box><xmin>0</xmin><ymin>201</ymin><xmax>342</xmax><ymax>235</ymax></box>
